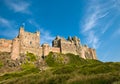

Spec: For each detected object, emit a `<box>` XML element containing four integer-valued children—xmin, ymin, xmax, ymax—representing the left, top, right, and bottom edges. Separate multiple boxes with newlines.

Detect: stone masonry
<box><xmin>0</xmin><ymin>26</ymin><xmax>97</xmax><ymax>60</ymax></box>
<box><xmin>52</xmin><ymin>36</ymin><xmax>97</xmax><ymax>59</ymax></box>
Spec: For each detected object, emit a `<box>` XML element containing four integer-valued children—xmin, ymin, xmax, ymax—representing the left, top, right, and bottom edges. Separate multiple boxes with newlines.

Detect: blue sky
<box><xmin>0</xmin><ymin>0</ymin><xmax>120</xmax><ymax>62</ymax></box>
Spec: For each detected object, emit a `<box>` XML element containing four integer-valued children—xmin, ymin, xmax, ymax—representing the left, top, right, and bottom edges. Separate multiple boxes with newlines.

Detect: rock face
<box><xmin>0</xmin><ymin>26</ymin><xmax>97</xmax><ymax>60</ymax></box>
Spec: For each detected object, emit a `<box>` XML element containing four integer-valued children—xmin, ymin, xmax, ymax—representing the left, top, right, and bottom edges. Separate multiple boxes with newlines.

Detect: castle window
<box><xmin>30</xmin><ymin>41</ymin><xmax>32</xmax><ymax>44</ymax></box>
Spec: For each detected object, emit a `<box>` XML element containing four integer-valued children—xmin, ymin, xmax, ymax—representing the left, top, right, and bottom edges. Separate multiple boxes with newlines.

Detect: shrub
<box><xmin>0</xmin><ymin>61</ymin><xmax>3</xmax><ymax>68</ymax></box>
<box><xmin>26</xmin><ymin>52</ymin><xmax>37</xmax><ymax>62</ymax></box>
<box><xmin>45</xmin><ymin>52</ymin><xmax>63</xmax><ymax>67</ymax></box>
<box><xmin>66</xmin><ymin>53</ymin><xmax>88</xmax><ymax>65</ymax></box>
<box><xmin>21</xmin><ymin>62</ymin><xmax>36</xmax><ymax>70</ymax></box>
<box><xmin>45</xmin><ymin>52</ymin><xmax>56</xmax><ymax>67</ymax></box>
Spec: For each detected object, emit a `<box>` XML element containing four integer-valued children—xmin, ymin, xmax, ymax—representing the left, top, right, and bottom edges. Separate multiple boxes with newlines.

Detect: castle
<box><xmin>0</xmin><ymin>26</ymin><xmax>97</xmax><ymax>60</ymax></box>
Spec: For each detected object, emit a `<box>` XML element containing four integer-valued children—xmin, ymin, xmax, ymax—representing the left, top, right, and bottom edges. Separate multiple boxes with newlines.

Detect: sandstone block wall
<box><xmin>0</xmin><ymin>26</ymin><xmax>97</xmax><ymax>60</ymax></box>
<box><xmin>41</xmin><ymin>44</ymin><xmax>60</xmax><ymax>57</ymax></box>
<box><xmin>0</xmin><ymin>39</ymin><xmax>12</xmax><ymax>52</ymax></box>
<box><xmin>42</xmin><ymin>44</ymin><xmax>50</xmax><ymax>56</ymax></box>
<box><xmin>80</xmin><ymin>45</ymin><xmax>97</xmax><ymax>59</ymax></box>
<box><xmin>11</xmin><ymin>38</ymin><xmax>20</xmax><ymax>60</ymax></box>
<box><xmin>60</xmin><ymin>40</ymin><xmax>77</xmax><ymax>55</ymax></box>
<box><xmin>19</xmin><ymin>27</ymin><xmax>40</xmax><ymax>54</ymax></box>
<box><xmin>50</xmin><ymin>47</ymin><xmax>60</xmax><ymax>53</ymax></box>
<box><xmin>52</xmin><ymin>36</ymin><xmax>97</xmax><ymax>60</ymax></box>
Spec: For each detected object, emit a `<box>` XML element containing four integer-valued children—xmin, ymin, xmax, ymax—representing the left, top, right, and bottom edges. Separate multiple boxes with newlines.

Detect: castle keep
<box><xmin>0</xmin><ymin>26</ymin><xmax>97</xmax><ymax>60</ymax></box>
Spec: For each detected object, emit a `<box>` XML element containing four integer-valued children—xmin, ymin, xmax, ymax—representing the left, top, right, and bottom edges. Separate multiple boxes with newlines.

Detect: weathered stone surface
<box><xmin>0</xmin><ymin>26</ymin><xmax>97</xmax><ymax>60</ymax></box>
<box><xmin>0</xmin><ymin>39</ymin><xmax>12</xmax><ymax>52</ymax></box>
<box><xmin>52</xmin><ymin>36</ymin><xmax>97</xmax><ymax>59</ymax></box>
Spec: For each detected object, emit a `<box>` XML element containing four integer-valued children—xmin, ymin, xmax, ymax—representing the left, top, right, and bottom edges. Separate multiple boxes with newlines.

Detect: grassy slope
<box><xmin>0</xmin><ymin>52</ymin><xmax>120</xmax><ymax>84</ymax></box>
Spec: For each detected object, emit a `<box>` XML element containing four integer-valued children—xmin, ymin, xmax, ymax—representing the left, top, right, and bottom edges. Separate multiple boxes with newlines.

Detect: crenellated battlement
<box><xmin>0</xmin><ymin>26</ymin><xmax>97</xmax><ymax>60</ymax></box>
<box><xmin>52</xmin><ymin>36</ymin><xmax>96</xmax><ymax>59</ymax></box>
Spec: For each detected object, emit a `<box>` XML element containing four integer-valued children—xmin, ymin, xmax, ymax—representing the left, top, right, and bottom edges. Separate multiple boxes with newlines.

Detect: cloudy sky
<box><xmin>0</xmin><ymin>0</ymin><xmax>120</xmax><ymax>62</ymax></box>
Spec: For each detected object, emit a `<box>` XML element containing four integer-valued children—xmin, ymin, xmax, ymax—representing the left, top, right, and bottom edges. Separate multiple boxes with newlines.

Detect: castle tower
<box><xmin>19</xmin><ymin>26</ymin><xmax>24</xmax><ymax>36</ymax></box>
<box><xmin>36</xmin><ymin>31</ymin><xmax>40</xmax><ymax>46</ymax></box>
<box><xmin>17</xmin><ymin>26</ymin><xmax>41</xmax><ymax>54</ymax></box>
<box><xmin>42</xmin><ymin>43</ymin><xmax>50</xmax><ymax>56</ymax></box>
<box><xmin>18</xmin><ymin>26</ymin><xmax>25</xmax><ymax>54</ymax></box>
<box><xmin>52</xmin><ymin>36</ymin><xmax>60</xmax><ymax>47</ymax></box>
<box><xmin>11</xmin><ymin>38</ymin><xmax>20</xmax><ymax>60</ymax></box>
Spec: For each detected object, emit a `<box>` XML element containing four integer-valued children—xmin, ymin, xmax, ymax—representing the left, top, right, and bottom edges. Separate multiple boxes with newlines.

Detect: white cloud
<box><xmin>40</xmin><ymin>29</ymin><xmax>55</xmax><ymax>45</ymax></box>
<box><xmin>28</xmin><ymin>19</ymin><xmax>55</xmax><ymax>45</ymax></box>
<box><xmin>0</xmin><ymin>17</ymin><xmax>12</xmax><ymax>28</ymax></box>
<box><xmin>102</xmin><ymin>20</ymin><xmax>112</xmax><ymax>34</ymax></box>
<box><xmin>81</xmin><ymin>0</ymin><xmax>117</xmax><ymax>49</ymax></box>
<box><xmin>83</xmin><ymin>10</ymin><xmax>109</xmax><ymax>33</ymax></box>
<box><xmin>102</xmin><ymin>14</ymin><xmax>118</xmax><ymax>34</ymax></box>
<box><xmin>28</xmin><ymin>19</ymin><xmax>40</xmax><ymax>28</ymax></box>
<box><xmin>86</xmin><ymin>31</ymin><xmax>100</xmax><ymax>49</ymax></box>
<box><xmin>0</xmin><ymin>17</ymin><xmax>18</xmax><ymax>38</ymax></box>
<box><xmin>98</xmin><ymin>12</ymin><xmax>109</xmax><ymax>19</ymax></box>
<box><xmin>83</xmin><ymin>13</ymin><xmax>97</xmax><ymax>32</ymax></box>
<box><xmin>81</xmin><ymin>1</ymin><xmax>105</xmax><ymax>48</ymax></box>
<box><xmin>0</xmin><ymin>17</ymin><xmax>55</xmax><ymax>43</ymax></box>
<box><xmin>5</xmin><ymin>0</ymin><xmax>31</xmax><ymax>14</ymax></box>
<box><xmin>83</xmin><ymin>7</ymin><xmax>99</xmax><ymax>32</ymax></box>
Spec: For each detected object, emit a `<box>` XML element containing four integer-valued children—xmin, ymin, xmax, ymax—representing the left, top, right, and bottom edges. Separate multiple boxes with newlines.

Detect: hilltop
<box><xmin>0</xmin><ymin>52</ymin><xmax>120</xmax><ymax>84</ymax></box>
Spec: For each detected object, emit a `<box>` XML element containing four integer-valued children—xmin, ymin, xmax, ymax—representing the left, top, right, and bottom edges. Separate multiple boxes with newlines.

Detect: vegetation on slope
<box><xmin>0</xmin><ymin>52</ymin><xmax>120</xmax><ymax>84</ymax></box>
<box><xmin>26</xmin><ymin>52</ymin><xmax>37</xmax><ymax>62</ymax></box>
<box><xmin>0</xmin><ymin>61</ymin><xmax>3</xmax><ymax>68</ymax></box>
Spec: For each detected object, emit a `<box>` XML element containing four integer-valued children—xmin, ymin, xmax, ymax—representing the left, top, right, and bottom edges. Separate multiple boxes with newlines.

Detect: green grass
<box><xmin>53</xmin><ymin>65</ymin><xmax>76</xmax><ymax>74</ymax></box>
<box><xmin>0</xmin><ymin>69</ymin><xmax>119</xmax><ymax>84</ymax></box>
<box><xmin>0</xmin><ymin>67</ymin><xmax>40</xmax><ymax>82</ymax></box>
<box><xmin>45</xmin><ymin>52</ymin><xmax>64</xmax><ymax>67</ymax></box>
<box><xmin>26</xmin><ymin>52</ymin><xmax>37</xmax><ymax>62</ymax></box>
<box><xmin>21</xmin><ymin>62</ymin><xmax>36</xmax><ymax>70</ymax></box>
<box><xmin>0</xmin><ymin>52</ymin><xmax>120</xmax><ymax>84</ymax></box>
<box><xmin>0</xmin><ymin>61</ymin><xmax>3</xmax><ymax>68</ymax></box>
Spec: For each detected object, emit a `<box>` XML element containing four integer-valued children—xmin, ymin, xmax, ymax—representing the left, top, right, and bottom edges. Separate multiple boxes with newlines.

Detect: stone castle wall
<box><xmin>0</xmin><ymin>26</ymin><xmax>97</xmax><ymax>60</ymax></box>
<box><xmin>52</xmin><ymin>36</ymin><xmax>97</xmax><ymax>59</ymax></box>
<box><xmin>80</xmin><ymin>45</ymin><xmax>97</xmax><ymax>59</ymax></box>
<box><xmin>19</xmin><ymin>27</ymin><xmax>40</xmax><ymax>54</ymax></box>
<box><xmin>50</xmin><ymin>47</ymin><xmax>60</xmax><ymax>53</ymax></box>
<box><xmin>11</xmin><ymin>38</ymin><xmax>20</xmax><ymax>60</ymax></box>
<box><xmin>60</xmin><ymin>40</ymin><xmax>77</xmax><ymax>55</ymax></box>
<box><xmin>52</xmin><ymin>36</ymin><xmax>81</xmax><ymax>55</ymax></box>
<box><xmin>0</xmin><ymin>39</ymin><xmax>12</xmax><ymax>52</ymax></box>
<box><xmin>12</xmin><ymin>27</ymin><xmax>60</xmax><ymax>60</ymax></box>
<box><xmin>42</xmin><ymin>44</ymin><xmax>60</xmax><ymax>56</ymax></box>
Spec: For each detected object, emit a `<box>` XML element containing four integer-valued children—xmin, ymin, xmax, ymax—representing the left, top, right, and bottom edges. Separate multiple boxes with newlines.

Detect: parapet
<box><xmin>83</xmin><ymin>45</ymin><xmax>88</xmax><ymax>48</ymax></box>
<box><xmin>41</xmin><ymin>43</ymin><xmax>50</xmax><ymax>47</ymax></box>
